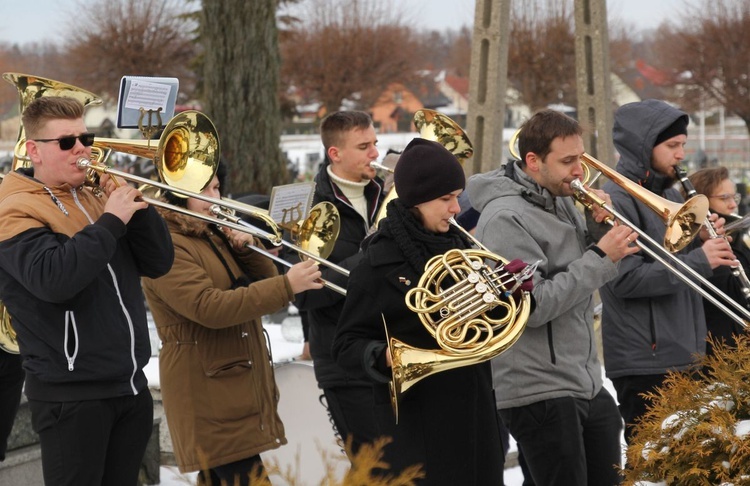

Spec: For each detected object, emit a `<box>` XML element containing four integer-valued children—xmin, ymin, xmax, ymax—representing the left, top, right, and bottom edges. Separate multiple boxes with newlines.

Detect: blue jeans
<box><xmin>499</xmin><ymin>388</ymin><xmax>623</xmax><ymax>486</ymax></box>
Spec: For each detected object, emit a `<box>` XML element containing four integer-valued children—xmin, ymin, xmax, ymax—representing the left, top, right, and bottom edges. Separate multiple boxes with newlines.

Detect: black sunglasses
<box><xmin>34</xmin><ymin>132</ymin><xmax>96</xmax><ymax>151</ymax></box>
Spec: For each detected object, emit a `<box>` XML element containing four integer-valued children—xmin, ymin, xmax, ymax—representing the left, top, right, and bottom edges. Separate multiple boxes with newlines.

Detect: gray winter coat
<box><xmin>468</xmin><ymin>162</ymin><xmax>618</xmax><ymax>409</ymax></box>
<box><xmin>600</xmin><ymin>99</ymin><xmax>710</xmax><ymax>379</ymax></box>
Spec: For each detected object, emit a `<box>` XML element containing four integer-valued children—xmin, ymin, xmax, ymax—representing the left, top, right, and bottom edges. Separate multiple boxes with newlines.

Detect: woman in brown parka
<box><xmin>142</xmin><ymin>162</ymin><xmax>323</xmax><ymax>486</ymax></box>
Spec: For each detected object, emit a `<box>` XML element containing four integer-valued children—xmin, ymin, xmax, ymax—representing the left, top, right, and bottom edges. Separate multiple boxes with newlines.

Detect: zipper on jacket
<box><xmin>72</xmin><ymin>189</ymin><xmax>140</xmax><ymax>394</ymax></box>
<box><xmin>546</xmin><ymin>322</ymin><xmax>556</xmax><ymax>364</ymax></box>
<box><xmin>649</xmin><ymin>301</ymin><xmax>657</xmax><ymax>353</ymax></box>
<box><xmin>64</xmin><ymin>311</ymin><xmax>79</xmax><ymax>371</ymax></box>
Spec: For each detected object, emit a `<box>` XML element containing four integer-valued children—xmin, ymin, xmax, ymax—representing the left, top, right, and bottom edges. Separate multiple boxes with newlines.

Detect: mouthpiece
<box><xmin>76</xmin><ymin>157</ymin><xmax>91</xmax><ymax>169</ymax></box>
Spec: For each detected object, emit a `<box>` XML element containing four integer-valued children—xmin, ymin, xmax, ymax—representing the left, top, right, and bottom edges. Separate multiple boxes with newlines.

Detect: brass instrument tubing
<box><xmin>76</xmin><ymin>158</ymin><xmax>284</xmax><ymax>244</ymax></box>
<box><xmin>210</xmin><ymin>205</ymin><xmax>350</xmax><ymax>278</ymax></box>
<box><xmin>370</xmin><ymin>161</ymin><xmax>394</xmax><ymax>173</ymax></box>
<box><xmin>571</xmin><ymin>179</ymin><xmax>750</xmax><ymax>328</ymax></box>
<box><xmin>68</xmin><ymin>164</ymin><xmax>348</xmax><ymax>293</ymax></box>
<box><xmin>240</xmin><ymin>242</ymin><xmax>347</xmax><ymax>296</ymax></box>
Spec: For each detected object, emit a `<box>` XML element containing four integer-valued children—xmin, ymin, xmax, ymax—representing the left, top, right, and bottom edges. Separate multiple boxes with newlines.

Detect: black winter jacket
<box><xmin>331</xmin><ymin>202</ymin><xmax>503</xmax><ymax>484</ymax></box>
<box><xmin>294</xmin><ymin>160</ymin><xmax>384</xmax><ymax>388</ymax></box>
<box><xmin>0</xmin><ymin>169</ymin><xmax>174</xmax><ymax>401</ymax></box>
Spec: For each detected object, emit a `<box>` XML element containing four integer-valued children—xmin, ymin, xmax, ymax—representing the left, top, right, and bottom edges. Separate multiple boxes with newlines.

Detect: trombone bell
<box><xmin>93</xmin><ymin>110</ymin><xmax>220</xmax><ymax>196</ymax></box>
<box><xmin>580</xmin><ymin>154</ymin><xmax>708</xmax><ymax>252</ymax></box>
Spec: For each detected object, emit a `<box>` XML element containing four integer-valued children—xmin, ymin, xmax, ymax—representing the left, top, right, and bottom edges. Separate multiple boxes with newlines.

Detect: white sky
<box><xmin>0</xmin><ymin>0</ymin><xmax>683</xmax><ymax>46</ymax></box>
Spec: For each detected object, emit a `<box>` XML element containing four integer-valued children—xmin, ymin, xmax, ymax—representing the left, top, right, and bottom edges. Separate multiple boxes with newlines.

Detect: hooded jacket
<box><xmin>468</xmin><ymin>162</ymin><xmax>618</xmax><ymax>409</ymax></box>
<box><xmin>293</xmin><ymin>160</ymin><xmax>384</xmax><ymax>388</ymax></box>
<box><xmin>0</xmin><ymin>169</ymin><xmax>173</xmax><ymax>401</ymax></box>
<box><xmin>142</xmin><ymin>209</ymin><xmax>292</xmax><ymax>472</ymax></box>
<box><xmin>600</xmin><ymin>99</ymin><xmax>710</xmax><ymax>378</ymax></box>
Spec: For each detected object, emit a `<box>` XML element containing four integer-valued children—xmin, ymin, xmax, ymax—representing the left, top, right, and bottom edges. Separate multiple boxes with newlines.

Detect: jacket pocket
<box><xmin>203</xmin><ymin>356</ymin><xmax>254</xmax><ymax>378</ymax></box>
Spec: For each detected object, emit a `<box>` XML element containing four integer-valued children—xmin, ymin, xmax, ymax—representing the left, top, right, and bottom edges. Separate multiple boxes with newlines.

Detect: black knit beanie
<box><xmin>654</xmin><ymin>115</ymin><xmax>689</xmax><ymax>147</ymax></box>
<box><xmin>394</xmin><ymin>138</ymin><xmax>465</xmax><ymax>207</ymax></box>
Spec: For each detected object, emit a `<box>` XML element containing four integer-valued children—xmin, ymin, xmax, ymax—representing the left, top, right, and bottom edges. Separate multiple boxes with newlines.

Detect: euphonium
<box><xmin>386</xmin><ymin>221</ymin><xmax>537</xmax><ymax>422</ymax></box>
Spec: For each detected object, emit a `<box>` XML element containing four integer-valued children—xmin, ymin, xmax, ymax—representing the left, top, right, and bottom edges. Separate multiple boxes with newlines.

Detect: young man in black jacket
<box><xmin>294</xmin><ymin>111</ymin><xmax>385</xmax><ymax>458</ymax></box>
<box><xmin>0</xmin><ymin>96</ymin><xmax>174</xmax><ymax>485</ymax></box>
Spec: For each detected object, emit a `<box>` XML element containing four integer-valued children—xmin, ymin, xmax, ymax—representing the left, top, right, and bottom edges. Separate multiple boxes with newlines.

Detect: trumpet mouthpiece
<box><xmin>76</xmin><ymin>157</ymin><xmax>91</xmax><ymax>169</ymax></box>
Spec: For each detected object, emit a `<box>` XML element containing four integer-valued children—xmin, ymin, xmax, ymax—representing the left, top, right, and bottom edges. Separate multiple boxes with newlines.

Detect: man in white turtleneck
<box><xmin>294</xmin><ymin>111</ymin><xmax>386</xmax><ymax>460</ymax></box>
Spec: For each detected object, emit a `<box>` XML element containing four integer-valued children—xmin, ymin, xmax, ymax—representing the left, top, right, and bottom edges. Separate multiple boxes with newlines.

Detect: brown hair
<box><xmin>22</xmin><ymin>97</ymin><xmax>84</xmax><ymax>139</ymax></box>
<box><xmin>320</xmin><ymin>111</ymin><xmax>373</xmax><ymax>150</ymax></box>
<box><xmin>686</xmin><ymin>167</ymin><xmax>729</xmax><ymax>198</ymax></box>
<box><xmin>517</xmin><ymin>109</ymin><xmax>583</xmax><ymax>167</ymax></box>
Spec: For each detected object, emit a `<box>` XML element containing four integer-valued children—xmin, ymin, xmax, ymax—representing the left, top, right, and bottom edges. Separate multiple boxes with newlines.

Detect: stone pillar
<box><xmin>574</xmin><ymin>0</ymin><xmax>615</xmax><ymax>177</ymax></box>
<box><xmin>466</xmin><ymin>0</ymin><xmax>512</xmax><ymax>175</ymax></box>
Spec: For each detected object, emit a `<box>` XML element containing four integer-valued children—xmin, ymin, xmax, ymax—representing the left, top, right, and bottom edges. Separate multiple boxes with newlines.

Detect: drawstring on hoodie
<box><xmin>43</xmin><ymin>186</ymin><xmax>69</xmax><ymax>216</ymax></box>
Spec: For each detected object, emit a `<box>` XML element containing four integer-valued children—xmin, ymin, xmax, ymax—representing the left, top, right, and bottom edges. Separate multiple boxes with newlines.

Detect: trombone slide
<box><xmin>241</xmin><ymin>243</ymin><xmax>346</xmax><ymax>296</ymax></box>
<box><xmin>571</xmin><ymin>179</ymin><xmax>750</xmax><ymax>328</ymax></box>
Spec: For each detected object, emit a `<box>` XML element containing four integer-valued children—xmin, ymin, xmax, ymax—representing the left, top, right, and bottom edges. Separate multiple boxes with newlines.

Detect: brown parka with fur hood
<box><xmin>142</xmin><ymin>209</ymin><xmax>292</xmax><ymax>472</ymax></box>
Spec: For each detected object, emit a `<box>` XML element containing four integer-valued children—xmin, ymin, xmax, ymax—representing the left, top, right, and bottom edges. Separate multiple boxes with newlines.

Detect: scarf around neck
<box><xmin>377</xmin><ymin>198</ymin><xmax>472</xmax><ymax>274</ymax></box>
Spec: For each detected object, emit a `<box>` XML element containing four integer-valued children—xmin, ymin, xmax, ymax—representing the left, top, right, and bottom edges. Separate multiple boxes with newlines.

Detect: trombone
<box><xmin>80</xmin><ymin>157</ymin><xmax>350</xmax><ymax>278</ymax></box>
<box><xmin>575</xmin><ymin>160</ymin><xmax>750</xmax><ymax>328</ymax></box>
<box><xmin>77</xmin><ymin>111</ymin><xmax>348</xmax><ymax>277</ymax></box>
<box><xmin>77</xmin><ymin>162</ymin><xmax>348</xmax><ymax>294</ymax></box>
<box><xmin>509</xmin><ymin>130</ymin><xmax>750</xmax><ymax>328</ymax></box>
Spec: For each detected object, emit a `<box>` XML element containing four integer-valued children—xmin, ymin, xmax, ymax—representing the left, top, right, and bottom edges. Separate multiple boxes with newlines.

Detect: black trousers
<box><xmin>323</xmin><ymin>385</ymin><xmax>381</xmax><ymax>459</ymax></box>
<box><xmin>29</xmin><ymin>390</ymin><xmax>153</xmax><ymax>486</ymax></box>
<box><xmin>499</xmin><ymin>388</ymin><xmax>623</xmax><ymax>486</ymax></box>
<box><xmin>0</xmin><ymin>350</ymin><xmax>24</xmax><ymax>461</ymax></box>
<box><xmin>497</xmin><ymin>412</ymin><xmax>535</xmax><ymax>486</ymax></box>
<box><xmin>611</xmin><ymin>373</ymin><xmax>667</xmax><ymax>445</ymax></box>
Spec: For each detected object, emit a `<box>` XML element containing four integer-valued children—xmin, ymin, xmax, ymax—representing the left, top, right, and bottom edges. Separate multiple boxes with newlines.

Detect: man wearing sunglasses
<box><xmin>0</xmin><ymin>96</ymin><xmax>174</xmax><ymax>486</ymax></box>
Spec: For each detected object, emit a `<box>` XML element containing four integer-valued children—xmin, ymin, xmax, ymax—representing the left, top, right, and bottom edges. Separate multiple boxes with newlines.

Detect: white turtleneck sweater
<box><xmin>327</xmin><ymin>165</ymin><xmax>370</xmax><ymax>224</ymax></box>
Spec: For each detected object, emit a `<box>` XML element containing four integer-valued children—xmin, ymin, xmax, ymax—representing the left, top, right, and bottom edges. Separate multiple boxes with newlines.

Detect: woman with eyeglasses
<box><xmin>684</xmin><ymin>166</ymin><xmax>750</xmax><ymax>353</ymax></box>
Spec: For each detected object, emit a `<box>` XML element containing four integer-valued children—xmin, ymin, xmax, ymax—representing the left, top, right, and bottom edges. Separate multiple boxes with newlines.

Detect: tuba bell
<box><xmin>3</xmin><ymin>72</ymin><xmax>103</xmax><ymax>172</ymax></box>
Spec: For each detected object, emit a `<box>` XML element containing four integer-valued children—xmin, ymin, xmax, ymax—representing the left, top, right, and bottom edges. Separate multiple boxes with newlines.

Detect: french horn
<box><xmin>387</xmin><ymin>240</ymin><xmax>536</xmax><ymax>422</ymax></box>
<box><xmin>383</xmin><ymin>112</ymin><xmax>533</xmax><ymax>421</ymax></box>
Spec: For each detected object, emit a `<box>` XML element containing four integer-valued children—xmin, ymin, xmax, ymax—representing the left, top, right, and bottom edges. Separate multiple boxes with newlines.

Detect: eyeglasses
<box><xmin>33</xmin><ymin>133</ymin><xmax>96</xmax><ymax>151</ymax></box>
<box><xmin>709</xmin><ymin>193</ymin><xmax>741</xmax><ymax>204</ymax></box>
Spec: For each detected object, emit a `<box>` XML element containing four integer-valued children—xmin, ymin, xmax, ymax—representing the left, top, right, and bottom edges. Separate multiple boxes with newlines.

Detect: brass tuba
<box><xmin>3</xmin><ymin>72</ymin><xmax>103</xmax><ymax>172</ymax></box>
<box><xmin>373</xmin><ymin>109</ymin><xmax>473</xmax><ymax>225</ymax></box>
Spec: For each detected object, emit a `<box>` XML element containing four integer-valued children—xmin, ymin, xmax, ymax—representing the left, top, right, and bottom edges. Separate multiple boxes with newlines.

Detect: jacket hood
<box><xmin>156</xmin><ymin>205</ymin><xmax>211</xmax><ymax>237</ymax></box>
<box><xmin>468</xmin><ymin>161</ymin><xmax>553</xmax><ymax>214</ymax></box>
<box><xmin>613</xmin><ymin>99</ymin><xmax>689</xmax><ymax>191</ymax></box>
<box><xmin>0</xmin><ymin>168</ymin><xmax>77</xmax><ymax>198</ymax></box>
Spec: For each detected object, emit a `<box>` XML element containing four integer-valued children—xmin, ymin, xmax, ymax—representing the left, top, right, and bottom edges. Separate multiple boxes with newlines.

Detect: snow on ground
<box><xmin>147</xmin><ymin>310</ymin><xmax>625</xmax><ymax>485</ymax></box>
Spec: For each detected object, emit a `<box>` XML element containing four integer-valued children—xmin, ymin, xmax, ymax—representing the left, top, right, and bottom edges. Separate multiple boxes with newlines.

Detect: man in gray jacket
<box><xmin>600</xmin><ymin>99</ymin><xmax>737</xmax><ymax>445</ymax></box>
<box><xmin>468</xmin><ymin>109</ymin><xmax>638</xmax><ymax>485</ymax></box>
